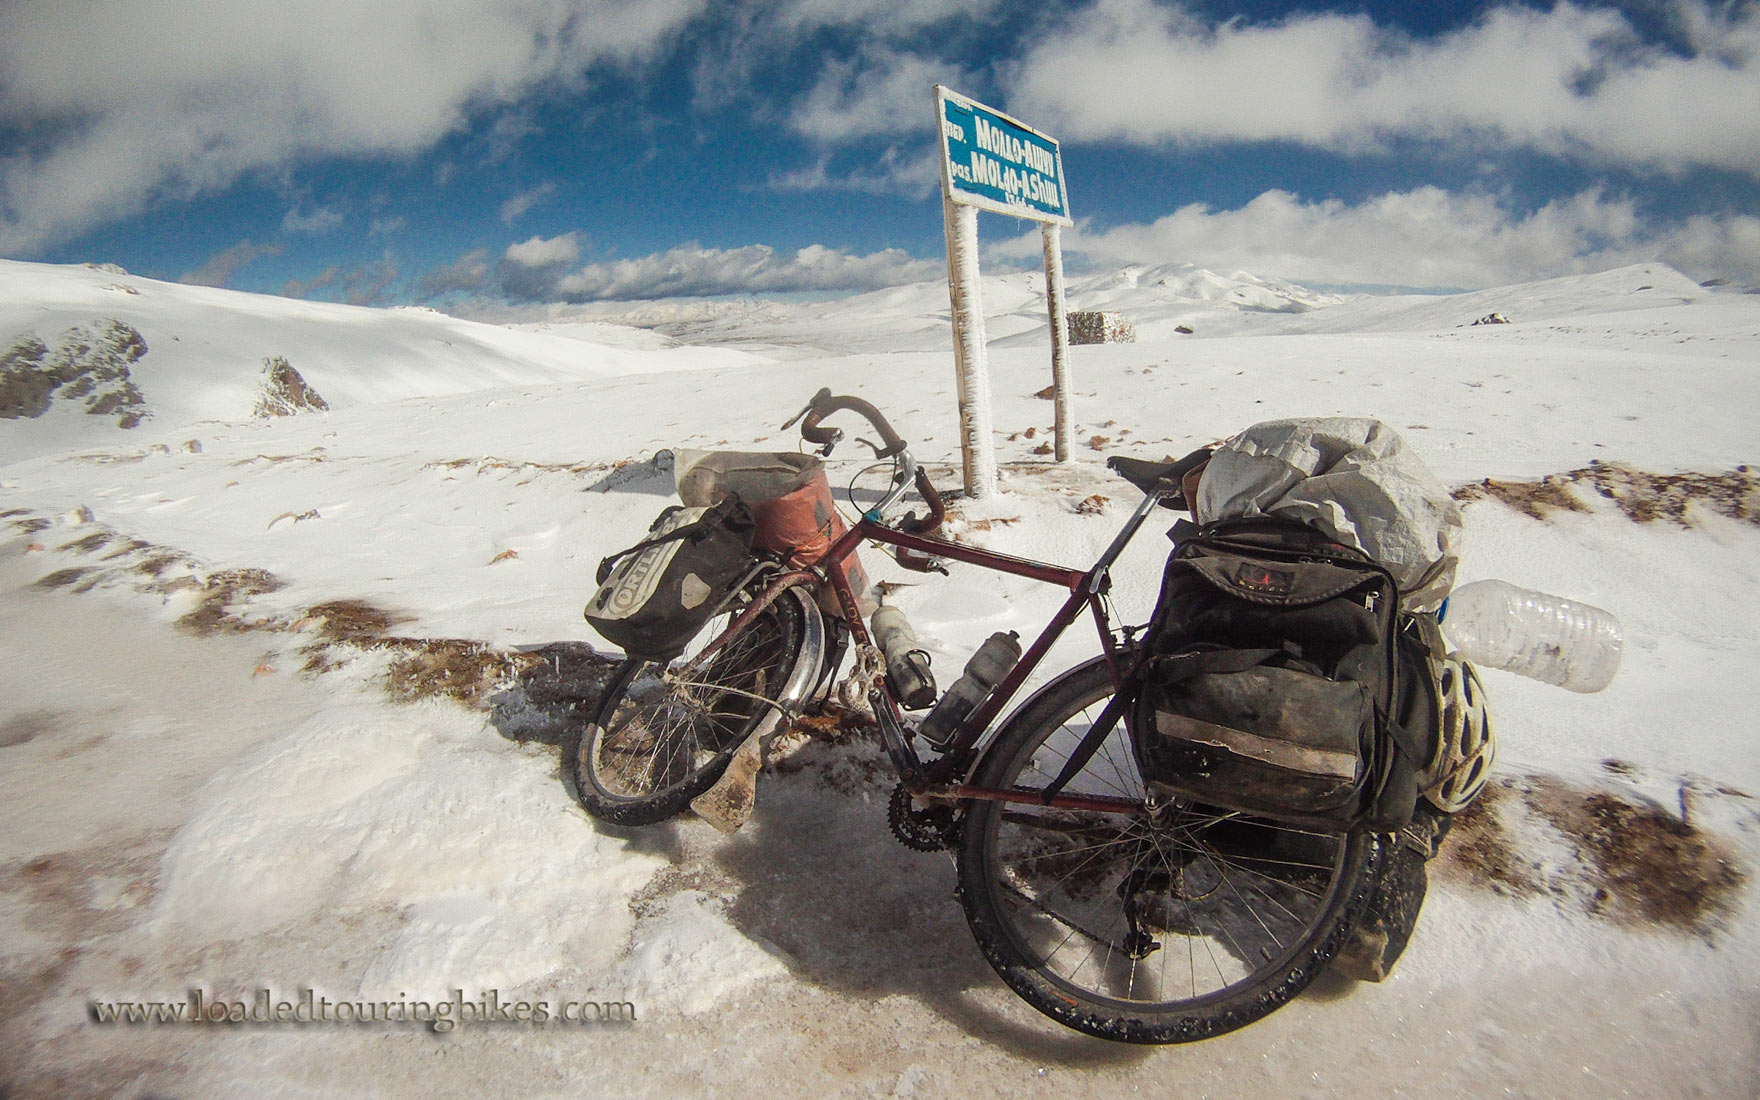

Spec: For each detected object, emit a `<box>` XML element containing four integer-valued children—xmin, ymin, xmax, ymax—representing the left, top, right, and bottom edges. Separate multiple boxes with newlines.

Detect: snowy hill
<box><xmin>476</xmin><ymin>262</ymin><xmax>1342</xmax><ymax>355</ymax></box>
<box><xmin>1</xmin><ymin>257</ymin><xmax>1758</xmax><ymax>1097</ymax></box>
<box><xmin>0</xmin><ymin>260</ymin><xmax>764</xmax><ymax>458</ymax></box>
<box><xmin>1201</xmin><ymin>262</ymin><xmax>1714</xmax><ymax>336</ymax></box>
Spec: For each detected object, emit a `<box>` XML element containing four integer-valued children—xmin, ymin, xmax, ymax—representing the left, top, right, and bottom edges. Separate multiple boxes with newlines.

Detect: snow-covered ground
<box><xmin>1</xmin><ymin>258</ymin><xmax>1756</xmax><ymax>1097</ymax></box>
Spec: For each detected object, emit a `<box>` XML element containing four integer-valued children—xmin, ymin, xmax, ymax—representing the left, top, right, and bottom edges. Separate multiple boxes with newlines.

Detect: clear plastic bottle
<box><xmin>1441</xmin><ymin>579</ymin><xmax>1624</xmax><ymax>693</ymax></box>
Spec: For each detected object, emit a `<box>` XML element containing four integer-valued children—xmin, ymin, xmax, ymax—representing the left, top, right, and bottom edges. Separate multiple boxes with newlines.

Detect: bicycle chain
<box><xmin>887</xmin><ymin>782</ymin><xmax>961</xmax><ymax>852</ymax></box>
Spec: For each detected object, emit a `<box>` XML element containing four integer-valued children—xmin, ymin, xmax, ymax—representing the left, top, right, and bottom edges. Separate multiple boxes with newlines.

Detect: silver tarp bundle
<box><xmin>1193</xmin><ymin>418</ymin><xmax>1462</xmax><ymax>611</ymax></box>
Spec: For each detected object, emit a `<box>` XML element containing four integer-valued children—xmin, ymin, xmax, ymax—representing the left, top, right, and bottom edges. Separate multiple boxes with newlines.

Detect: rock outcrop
<box><xmin>254</xmin><ymin>356</ymin><xmax>329</xmax><ymax>417</ymax></box>
<box><xmin>0</xmin><ymin>320</ymin><xmax>149</xmax><ymax>427</ymax></box>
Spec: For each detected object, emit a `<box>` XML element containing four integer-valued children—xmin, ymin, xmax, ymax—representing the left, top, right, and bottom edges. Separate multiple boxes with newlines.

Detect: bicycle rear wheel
<box><xmin>957</xmin><ymin>656</ymin><xmax>1383</xmax><ymax>1043</ymax></box>
<box><xmin>573</xmin><ymin>586</ymin><xmax>818</xmax><ymax>826</ymax></box>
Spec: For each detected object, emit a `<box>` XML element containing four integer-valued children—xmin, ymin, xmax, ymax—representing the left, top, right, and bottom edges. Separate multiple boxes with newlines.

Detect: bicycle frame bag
<box><xmin>584</xmin><ymin>497</ymin><xmax>756</xmax><ymax>661</ymax></box>
<box><xmin>1133</xmin><ymin>518</ymin><xmax>1409</xmax><ymax>830</ymax></box>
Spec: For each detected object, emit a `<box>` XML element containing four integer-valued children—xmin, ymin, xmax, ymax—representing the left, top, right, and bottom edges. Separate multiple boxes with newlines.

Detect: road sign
<box><xmin>937</xmin><ymin>86</ymin><xmax>1072</xmax><ymax>226</ymax></box>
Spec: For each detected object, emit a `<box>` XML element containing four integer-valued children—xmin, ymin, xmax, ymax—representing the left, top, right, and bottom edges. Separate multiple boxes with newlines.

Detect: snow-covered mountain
<box><xmin>2</xmin><ymin>256</ymin><xmax>1757</xmax><ymax>1098</ymax></box>
<box><xmin>0</xmin><ymin>259</ymin><xmax>761</xmax><ymax>458</ymax></box>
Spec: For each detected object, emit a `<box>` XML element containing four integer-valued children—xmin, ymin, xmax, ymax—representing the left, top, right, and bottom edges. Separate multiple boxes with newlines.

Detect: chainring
<box><xmin>888</xmin><ymin>782</ymin><xmax>962</xmax><ymax>852</ymax></box>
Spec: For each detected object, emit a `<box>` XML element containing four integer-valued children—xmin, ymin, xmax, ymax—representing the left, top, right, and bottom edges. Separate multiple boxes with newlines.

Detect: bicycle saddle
<box><xmin>1107</xmin><ymin>446</ymin><xmax>1213</xmax><ymax>508</ymax></box>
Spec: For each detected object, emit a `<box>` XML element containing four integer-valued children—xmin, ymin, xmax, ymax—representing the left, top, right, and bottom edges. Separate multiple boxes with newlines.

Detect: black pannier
<box><xmin>1132</xmin><ymin>518</ymin><xmax>1417</xmax><ymax>830</ymax></box>
<box><xmin>584</xmin><ymin>496</ymin><xmax>756</xmax><ymax>661</ymax></box>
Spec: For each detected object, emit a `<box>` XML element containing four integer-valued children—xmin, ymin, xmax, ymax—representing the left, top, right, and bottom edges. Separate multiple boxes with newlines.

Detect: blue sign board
<box><xmin>936</xmin><ymin>86</ymin><xmax>1072</xmax><ymax>226</ymax></box>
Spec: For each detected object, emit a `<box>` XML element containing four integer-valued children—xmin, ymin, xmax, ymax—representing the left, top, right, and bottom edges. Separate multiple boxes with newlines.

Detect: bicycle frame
<box><xmin>703</xmin><ymin>478</ymin><xmax>1177</xmax><ymax>808</ymax></box>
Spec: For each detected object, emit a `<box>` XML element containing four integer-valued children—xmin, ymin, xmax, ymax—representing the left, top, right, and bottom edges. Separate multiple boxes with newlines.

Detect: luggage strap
<box><xmin>1035</xmin><ymin>647</ymin><xmax>1279</xmax><ymax>804</ymax></box>
<box><xmin>595</xmin><ymin>513</ymin><xmax>713</xmax><ymax>585</ymax></box>
<box><xmin>1034</xmin><ymin>646</ymin><xmax>1424</xmax><ymax>809</ymax></box>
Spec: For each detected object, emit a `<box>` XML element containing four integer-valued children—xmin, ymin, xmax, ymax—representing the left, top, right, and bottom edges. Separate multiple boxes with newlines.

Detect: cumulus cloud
<box><xmin>988</xmin><ymin>186</ymin><xmax>1760</xmax><ymax>287</ymax></box>
<box><xmin>763</xmin><ymin>146</ymin><xmax>940</xmax><ymax>199</ymax></box>
<box><xmin>499</xmin><ymin>182</ymin><xmax>557</xmax><ymax>225</ymax></box>
<box><xmin>502</xmin><ymin>241</ymin><xmax>941</xmax><ymax>301</ymax></box>
<box><xmin>282</xmin><ymin>257</ymin><xmax>400</xmax><ymax>305</ymax></box>
<box><xmin>0</xmin><ymin>0</ymin><xmax>704</xmax><ymax>253</ymax></box>
<box><xmin>282</xmin><ymin>206</ymin><xmax>345</xmax><ymax>235</ymax></box>
<box><xmin>790</xmin><ymin>50</ymin><xmax>971</xmax><ymax>143</ymax></box>
<box><xmin>179</xmin><ymin>239</ymin><xmax>285</xmax><ymax>288</ymax></box>
<box><xmin>768</xmin><ymin>0</ymin><xmax>997</xmax><ymax>36</ymax></box>
<box><xmin>501</xmin><ymin>232</ymin><xmax>585</xmax><ymax>299</ymax></box>
<box><xmin>417</xmin><ymin>248</ymin><xmax>492</xmax><ymax>297</ymax></box>
<box><xmin>1002</xmin><ymin>0</ymin><xmax>1760</xmax><ymax>175</ymax></box>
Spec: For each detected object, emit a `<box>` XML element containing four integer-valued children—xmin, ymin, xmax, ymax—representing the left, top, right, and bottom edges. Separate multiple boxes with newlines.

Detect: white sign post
<box><xmin>934</xmin><ymin>85</ymin><xmax>1073</xmax><ymax>499</ymax></box>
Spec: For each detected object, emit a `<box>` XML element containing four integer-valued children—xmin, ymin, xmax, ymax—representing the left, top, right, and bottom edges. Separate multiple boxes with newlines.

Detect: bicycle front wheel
<box><xmin>573</xmin><ymin>586</ymin><xmax>818</xmax><ymax>826</ymax></box>
<box><xmin>957</xmin><ymin>656</ymin><xmax>1383</xmax><ymax>1043</ymax></box>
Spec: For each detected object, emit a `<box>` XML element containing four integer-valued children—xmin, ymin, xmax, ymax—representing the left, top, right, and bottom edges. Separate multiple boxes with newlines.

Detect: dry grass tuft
<box><xmin>1455</xmin><ymin>463</ymin><xmax>1760</xmax><ymax>527</ymax></box>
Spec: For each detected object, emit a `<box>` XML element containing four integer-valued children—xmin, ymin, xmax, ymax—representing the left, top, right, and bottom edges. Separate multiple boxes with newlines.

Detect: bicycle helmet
<box><xmin>1422</xmin><ymin>653</ymin><xmax>1497</xmax><ymax>812</ymax></box>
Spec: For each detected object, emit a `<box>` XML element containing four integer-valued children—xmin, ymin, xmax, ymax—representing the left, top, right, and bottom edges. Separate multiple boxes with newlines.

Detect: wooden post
<box><xmin>1042</xmin><ymin>222</ymin><xmax>1071</xmax><ymax>463</ymax></box>
<box><xmin>943</xmin><ymin>193</ymin><xmax>996</xmax><ymax>499</ymax></box>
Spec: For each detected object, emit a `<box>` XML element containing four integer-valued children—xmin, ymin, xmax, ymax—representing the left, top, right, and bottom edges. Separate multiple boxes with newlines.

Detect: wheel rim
<box><xmin>585</xmin><ymin>603</ymin><xmax>794</xmax><ymax>804</ymax></box>
<box><xmin>976</xmin><ymin>689</ymin><xmax>1353</xmax><ymax>1012</ymax></box>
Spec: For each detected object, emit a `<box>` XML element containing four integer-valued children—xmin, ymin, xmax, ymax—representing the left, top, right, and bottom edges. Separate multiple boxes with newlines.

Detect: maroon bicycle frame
<box><xmin>701</xmin><ymin>494</ymin><xmax>1154</xmax><ymax>813</ymax></box>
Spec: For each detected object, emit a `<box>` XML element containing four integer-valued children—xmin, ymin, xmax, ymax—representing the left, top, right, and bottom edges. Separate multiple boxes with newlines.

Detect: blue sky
<box><xmin>3</xmin><ymin>0</ymin><xmax>1757</xmax><ymax>305</ymax></box>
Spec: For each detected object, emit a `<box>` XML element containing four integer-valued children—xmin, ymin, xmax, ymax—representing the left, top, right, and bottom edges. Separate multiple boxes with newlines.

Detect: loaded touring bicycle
<box><xmin>575</xmin><ymin>390</ymin><xmax>1491</xmax><ymax>1043</ymax></box>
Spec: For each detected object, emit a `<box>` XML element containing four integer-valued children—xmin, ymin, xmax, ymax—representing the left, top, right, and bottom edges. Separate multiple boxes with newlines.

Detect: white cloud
<box><xmin>1003</xmin><ymin>0</ymin><xmax>1760</xmax><ymax>174</ymax></box>
<box><xmin>282</xmin><ymin>206</ymin><xmax>345</xmax><ymax>235</ymax></box>
<box><xmin>502</xmin><ymin>232</ymin><xmax>585</xmax><ymax>299</ymax></box>
<box><xmin>179</xmin><ymin>239</ymin><xmax>285</xmax><ymax>288</ymax></box>
<box><xmin>989</xmin><ymin>186</ymin><xmax>1760</xmax><ymax>287</ymax></box>
<box><xmin>763</xmin><ymin>146</ymin><xmax>940</xmax><ymax>199</ymax></box>
<box><xmin>504</xmin><ymin>232</ymin><xmax>583</xmax><ymax>269</ymax></box>
<box><xmin>790</xmin><ymin>50</ymin><xmax>972</xmax><ymax>143</ymax></box>
<box><xmin>282</xmin><ymin>257</ymin><xmax>399</xmax><ymax>304</ymax></box>
<box><xmin>769</xmin><ymin>0</ymin><xmax>997</xmax><ymax>36</ymax></box>
<box><xmin>506</xmin><ymin>242</ymin><xmax>941</xmax><ymax>300</ymax></box>
<box><xmin>418</xmin><ymin>247</ymin><xmax>492</xmax><ymax>297</ymax></box>
<box><xmin>499</xmin><ymin>182</ymin><xmax>557</xmax><ymax>225</ymax></box>
<box><xmin>0</xmin><ymin>0</ymin><xmax>704</xmax><ymax>253</ymax></box>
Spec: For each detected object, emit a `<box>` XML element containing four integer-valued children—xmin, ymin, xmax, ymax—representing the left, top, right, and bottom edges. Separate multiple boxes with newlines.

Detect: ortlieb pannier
<box><xmin>584</xmin><ymin>496</ymin><xmax>756</xmax><ymax>661</ymax></box>
<box><xmin>1133</xmin><ymin>518</ymin><xmax>1417</xmax><ymax>830</ymax></box>
<box><xmin>673</xmin><ymin>449</ymin><xmax>873</xmax><ymax>616</ymax></box>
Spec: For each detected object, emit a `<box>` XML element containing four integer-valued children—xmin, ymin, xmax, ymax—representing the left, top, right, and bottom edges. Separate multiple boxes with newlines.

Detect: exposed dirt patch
<box><xmin>424</xmin><ymin>455</ymin><xmax>606</xmax><ymax>478</ymax></box>
<box><xmin>1440</xmin><ymin>780</ymin><xmax>1545</xmax><ymax>898</ymax></box>
<box><xmin>0</xmin><ymin>710</ymin><xmax>61</xmax><ymax>748</ymax></box>
<box><xmin>489</xmin><ymin>641</ymin><xmax>620</xmax><ymax>745</ymax></box>
<box><xmin>304</xmin><ymin>599</ymin><xmax>410</xmax><ymax>645</ymax></box>
<box><xmin>1455</xmin><ymin>463</ymin><xmax>1760</xmax><ymax>527</ymax></box>
<box><xmin>175</xmin><ymin>568</ymin><xmax>285</xmax><ymax>635</ymax></box>
<box><xmin>1437</xmin><ymin>772</ymin><xmax>1750</xmax><ymax>936</ymax></box>
<box><xmin>34</xmin><ymin>567</ymin><xmax>93</xmax><ymax>590</ymax></box>
<box><xmin>378</xmin><ymin>638</ymin><xmax>541</xmax><ymax>706</ymax></box>
<box><xmin>57</xmin><ymin>532</ymin><xmax>112</xmax><ymax>555</ymax></box>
